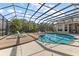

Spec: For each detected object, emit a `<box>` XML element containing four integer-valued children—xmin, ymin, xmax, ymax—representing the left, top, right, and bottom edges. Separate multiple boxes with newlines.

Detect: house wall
<box><xmin>54</xmin><ymin>23</ymin><xmax>69</xmax><ymax>34</ymax></box>
<box><xmin>54</xmin><ymin>17</ymin><xmax>79</xmax><ymax>34</ymax></box>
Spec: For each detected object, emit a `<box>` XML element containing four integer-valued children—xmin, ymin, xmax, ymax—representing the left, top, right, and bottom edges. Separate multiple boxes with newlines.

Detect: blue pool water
<box><xmin>38</xmin><ymin>33</ymin><xmax>76</xmax><ymax>44</ymax></box>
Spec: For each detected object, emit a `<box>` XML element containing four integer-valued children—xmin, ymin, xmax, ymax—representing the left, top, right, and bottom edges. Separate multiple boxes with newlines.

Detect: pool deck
<box><xmin>0</xmin><ymin>33</ymin><xmax>79</xmax><ymax>56</ymax></box>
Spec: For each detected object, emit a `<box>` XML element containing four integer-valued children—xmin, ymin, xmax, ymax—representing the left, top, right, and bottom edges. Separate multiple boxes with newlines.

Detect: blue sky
<box><xmin>0</xmin><ymin>3</ymin><xmax>76</xmax><ymax>23</ymax></box>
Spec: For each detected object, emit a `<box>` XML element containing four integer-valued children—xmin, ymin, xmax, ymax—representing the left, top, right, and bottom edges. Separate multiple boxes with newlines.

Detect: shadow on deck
<box><xmin>27</xmin><ymin>33</ymin><xmax>73</xmax><ymax>56</ymax></box>
<box><xmin>10</xmin><ymin>35</ymin><xmax>20</xmax><ymax>56</ymax></box>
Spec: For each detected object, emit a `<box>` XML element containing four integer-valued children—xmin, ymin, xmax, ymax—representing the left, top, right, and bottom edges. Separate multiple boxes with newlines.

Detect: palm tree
<box><xmin>10</xmin><ymin>19</ymin><xmax>26</xmax><ymax>33</ymax></box>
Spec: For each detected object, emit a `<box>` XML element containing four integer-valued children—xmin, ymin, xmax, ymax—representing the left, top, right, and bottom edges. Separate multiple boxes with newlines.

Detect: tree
<box><xmin>10</xmin><ymin>19</ymin><xmax>28</xmax><ymax>33</ymax></box>
<box><xmin>9</xmin><ymin>18</ymin><xmax>54</xmax><ymax>33</ymax></box>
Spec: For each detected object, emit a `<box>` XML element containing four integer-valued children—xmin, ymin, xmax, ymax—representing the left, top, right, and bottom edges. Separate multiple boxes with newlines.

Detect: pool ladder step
<box><xmin>36</xmin><ymin>40</ymin><xmax>51</xmax><ymax>46</ymax></box>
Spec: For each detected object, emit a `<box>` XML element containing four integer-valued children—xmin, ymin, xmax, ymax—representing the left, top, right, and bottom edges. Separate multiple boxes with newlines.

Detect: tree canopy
<box><xmin>9</xmin><ymin>18</ymin><xmax>54</xmax><ymax>34</ymax></box>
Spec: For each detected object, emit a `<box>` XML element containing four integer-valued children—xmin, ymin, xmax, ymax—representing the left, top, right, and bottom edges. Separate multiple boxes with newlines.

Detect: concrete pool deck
<box><xmin>0</xmin><ymin>33</ymin><xmax>38</xmax><ymax>49</ymax></box>
<box><xmin>0</xmin><ymin>33</ymin><xmax>79</xmax><ymax>56</ymax></box>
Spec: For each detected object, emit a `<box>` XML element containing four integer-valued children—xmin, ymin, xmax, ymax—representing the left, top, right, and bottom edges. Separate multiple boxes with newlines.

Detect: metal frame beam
<box><xmin>5</xmin><ymin>20</ymin><xmax>8</xmax><ymax>35</ymax></box>
<box><xmin>23</xmin><ymin>3</ymin><xmax>29</xmax><ymax>19</ymax></box>
<box><xmin>43</xmin><ymin>8</ymin><xmax>78</xmax><ymax>22</ymax></box>
<box><xmin>4</xmin><ymin>12</ymin><xmax>14</xmax><ymax>16</ymax></box>
<box><xmin>2</xmin><ymin>16</ymin><xmax>4</xmax><ymax>36</ymax></box>
<box><xmin>37</xmin><ymin>4</ymin><xmax>73</xmax><ymax>23</ymax></box>
<box><xmin>30</xmin><ymin>3</ymin><xmax>45</xmax><ymax>20</ymax></box>
<box><xmin>40</xmin><ymin>11</ymin><xmax>79</xmax><ymax>27</ymax></box>
<box><xmin>34</xmin><ymin>3</ymin><xmax>61</xmax><ymax>21</ymax></box>
<box><xmin>12</xmin><ymin>3</ymin><xmax>17</xmax><ymax>19</ymax></box>
<box><xmin>4</xmin><ymin>11</ymin><xmax>26</xmax><ymax>17</ymax></box>
<box><xmin>14</xmin><ymin>5</ymin><xmax>47</xmax><ymax>15</ymax></box>
<box><xmin>39</xmin><ymin>7</ymin><xmax>77</xmax><ymax>24</ymax></box>
<box><xmin>45</xmin><ymin>10</ymin><xmax>79</xmax><ymax>24</ymax></box>
<box><xmin>39</xmin><ymin>3</ymin><xmax>63</xmax><ymax>14</ymax></box>
<box><xmin>0</xmin><ymin>5</ymin><xmax>13</xmax><ymax>10</ymax></box>
<box><xmin>7</xmin><ymin>16</ymin><xmax>16</xmax><ymax>20</ymax></box>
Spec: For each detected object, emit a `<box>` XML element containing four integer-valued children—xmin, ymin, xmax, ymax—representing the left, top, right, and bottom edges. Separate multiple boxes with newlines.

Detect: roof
<box><xmin>0</xmin><ymin>3</ymin><xmax>79</xmax><ymax>24</ymax></box>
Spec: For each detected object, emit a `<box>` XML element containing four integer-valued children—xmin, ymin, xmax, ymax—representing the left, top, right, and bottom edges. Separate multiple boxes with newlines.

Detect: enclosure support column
<box><xmin>2</xmin><ymin>17</ymin><xmax>4</xmax><ymax>36</ymax></box>
<box><xmin>62</xmin><ymin>24</ymin><xmax>65</xmax><ymax>32</ymax></box>
<box><xmin>67</xmin><ymin>24</ymin><xmax>69</xmax><ymax>33</ymax></box>
<box><xmin>56</xmin><ymin>24</ymin><xmax>58</xmax><ymax>32</ymax></box>
<box><xmin>5</xmin><ymin>20</ymin><xmax>8</xmax><ymax>35</ymax></box>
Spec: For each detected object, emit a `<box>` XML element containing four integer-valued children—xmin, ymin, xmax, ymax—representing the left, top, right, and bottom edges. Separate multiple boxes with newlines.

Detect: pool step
<box><xmin>36</xmin><ymin>40</ymin><xmax>51</xmax><ymax>46</ymax></box>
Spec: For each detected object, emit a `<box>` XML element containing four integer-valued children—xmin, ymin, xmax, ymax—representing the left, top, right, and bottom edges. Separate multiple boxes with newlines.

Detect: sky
<box><xmin>0</xmin><ymin>3</ymin><xmax>77</xmax><ymax>23</ymax></box>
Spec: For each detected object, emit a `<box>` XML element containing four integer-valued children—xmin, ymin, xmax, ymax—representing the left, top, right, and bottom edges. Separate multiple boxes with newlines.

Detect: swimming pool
<box><xmin>38</xmin><ymin>33</ymin><xmax>76</xmax><ymax>44</ymax></box>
